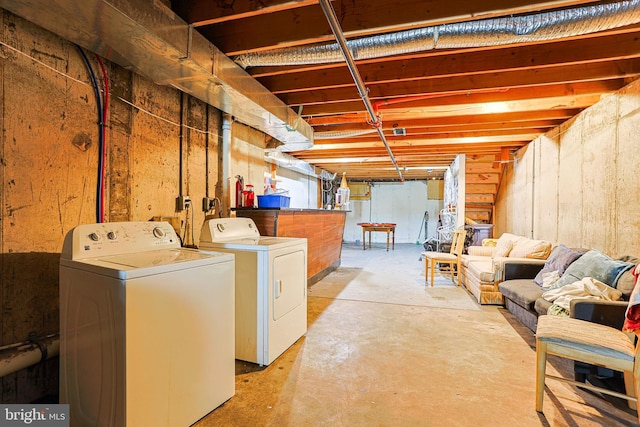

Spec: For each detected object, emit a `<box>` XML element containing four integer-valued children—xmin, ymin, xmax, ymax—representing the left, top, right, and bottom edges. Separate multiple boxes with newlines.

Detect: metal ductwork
<box><xmin>235</xmin><ymin>0</ymin><xmax>640</xmax><ymax>68</ymax></box>
<box><xmin>0</xmin><ymin>0</ymin><xmax>313</xmax><ymax>150</ymax></box>
<box><xmin>314</xmin><ymin>129</ymin><xmax>378</xmax><ymax>139</ymax></box>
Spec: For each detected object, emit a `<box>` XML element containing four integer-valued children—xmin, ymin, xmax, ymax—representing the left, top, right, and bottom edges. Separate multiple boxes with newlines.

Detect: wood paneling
<box><xmin>236</xmin><ymin>209</ymin><xmax>347</xmax><ymax>283</ymax></box>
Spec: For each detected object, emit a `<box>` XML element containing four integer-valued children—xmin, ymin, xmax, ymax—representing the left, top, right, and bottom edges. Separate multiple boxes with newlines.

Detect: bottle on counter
<box><xmin>243</xmin><ymin>184</ymin><xmax>255</xmax><ymax>208</ymax></box>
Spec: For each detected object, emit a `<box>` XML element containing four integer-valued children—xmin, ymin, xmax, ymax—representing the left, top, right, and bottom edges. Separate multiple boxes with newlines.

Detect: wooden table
<box><xmin>357</xmin><ymin>223</ymin><xmax>396</xmax><ymax>251</ymax></box>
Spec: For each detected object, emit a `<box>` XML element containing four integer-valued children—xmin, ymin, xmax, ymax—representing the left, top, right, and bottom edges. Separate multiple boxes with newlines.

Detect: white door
<box><xmin>272</xmin><ymin>249</ymin><xmax>306</xmax><ymax>320</ymax></box>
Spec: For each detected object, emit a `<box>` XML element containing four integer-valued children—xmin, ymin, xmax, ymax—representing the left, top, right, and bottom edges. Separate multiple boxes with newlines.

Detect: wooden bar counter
<box><xmin>235</xmin><ymin>208</ymin><xmax>347</xmax><ymax>284</ymax></box>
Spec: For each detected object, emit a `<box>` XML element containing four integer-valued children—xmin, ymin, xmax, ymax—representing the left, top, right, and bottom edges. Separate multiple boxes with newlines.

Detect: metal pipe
<box><xmin>219</xmin><ymin>113</ymin><xmax>233</xmax><ymax>217</ymax></box>
<box><xmin>318</xmin><ymin>0</ymin><xmax>404</xmax><ymax>181</ymax></box>
<box><xmin>0</xmin><ymin>335</ymin><xmax>60</xmax><ymax>378</ymax></box>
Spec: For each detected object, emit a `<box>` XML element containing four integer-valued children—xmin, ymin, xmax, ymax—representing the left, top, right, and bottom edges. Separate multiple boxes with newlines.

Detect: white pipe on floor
<box><xmin>0</xmin><ymin>335</ymin><xmax>60</xmax><ymax>378</ymax></box>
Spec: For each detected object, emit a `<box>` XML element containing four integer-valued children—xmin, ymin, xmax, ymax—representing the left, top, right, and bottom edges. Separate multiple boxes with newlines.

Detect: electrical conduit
<box><xmin>76</xmin><ymin>46</ymin><xmax>104</xmax><ymax>223</ymax></box>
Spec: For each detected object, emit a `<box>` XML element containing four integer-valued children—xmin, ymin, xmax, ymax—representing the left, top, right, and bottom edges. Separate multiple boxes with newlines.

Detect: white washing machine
<box><xmin>59</xmin><ymin>221</ymin><xmax>235</xmax><ymax>427</ymax></box>
<box><xmin>199</xmin><ymin>217</ymin><xmax>307</xmax><ymax>366</ymax></box>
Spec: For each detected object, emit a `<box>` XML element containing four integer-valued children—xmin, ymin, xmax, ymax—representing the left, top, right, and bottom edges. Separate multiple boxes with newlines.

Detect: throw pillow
<box><xmin>533</xmin><ymin>244</ymin><xmax>586</xmax><ymax>286</ymax></box>
<box><xmin>548</xmin><ymin>249</ymin><xmax>635</xmax><ymax>290</ymax></box>
<box><xmin>494</xmin><ymin>238</ymin><xmax>513</xmax><ymax>257</ymax></box>
<box><xmin>509</xmin><ymin>239</ymin><xmax>552</xmax><ymax>259</ymax></box>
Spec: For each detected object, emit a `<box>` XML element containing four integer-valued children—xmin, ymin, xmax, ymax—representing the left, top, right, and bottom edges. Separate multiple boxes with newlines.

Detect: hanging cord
<box><xmin>181</xmin><ymin>202</ymin><xmax>198</xmax><ymax>248</ymax></box>
<box><xmin>181</xmin><ymin>204</ymin><xmax>188</xmax><ymax>245</ymax></box>
<box><xmin>95</xmin><ymin>55</ymin><xmax>109</xmax><ymax>223</ymax></box>
<box><xmin>205</xmin><ymin>198</ymin><xmax>222</xmax><ymax>218</ymax></box>
<box><xmin>190</xmin><ymin>202</ymin><xmax>195</xmax><ymax>247</ymax></box>
<box><xmin>76</xmin><ymin>46</ymin><xmax>103</xmax><ymax>223</ymax></box>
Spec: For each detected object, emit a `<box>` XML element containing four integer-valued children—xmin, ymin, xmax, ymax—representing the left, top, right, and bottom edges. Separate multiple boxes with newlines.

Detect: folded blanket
<box><xmin>623</xmin><ymin>265</ymin><xmax>640</xmax><ymax>332</ymax></box>
<box><xmin>542</xmin><ymin>277</ymin><xmax>622</xmax><ymax>311</ymax></box>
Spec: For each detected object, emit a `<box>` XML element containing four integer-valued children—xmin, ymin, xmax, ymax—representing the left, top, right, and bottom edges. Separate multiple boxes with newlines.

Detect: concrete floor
<box><xmin>195</xmin><ymin>243</ymin><xmax>638</xmax><ymax>427</ymax></box>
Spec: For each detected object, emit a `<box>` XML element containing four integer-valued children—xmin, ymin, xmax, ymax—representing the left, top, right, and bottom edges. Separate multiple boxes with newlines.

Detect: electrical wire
<box><xmin>95</xmin><ymin>55</ymin><xmax>109</xmax><ymax>223</ymax></box>
<box><xmin>0</xmin><ymin>40</ymin><xmax>222</xmax><ymax>140</ymax></box>
<box><xmin>76</xmin><ymin>46</ymin><xmax>103</xmax><ymax>223</ymax></box>
<box><xmin>190</xmin><ymin>202</ymin><xmax>195</xmax><ymax>247</ymax></box>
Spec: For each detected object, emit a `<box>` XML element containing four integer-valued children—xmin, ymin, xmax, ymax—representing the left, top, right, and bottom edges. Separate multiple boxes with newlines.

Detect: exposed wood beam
<box><xmin>278</xmin><ymin>59</ymin><xmax>640</xmax><ymax>104</ymax></box>
<box><xmin>174</xmin><ymin>0</ymin><xmax>319</xmax><ymax>26</ymax></box>
<box><xmin>247</xmin><ymin>24</ymin><xmax>640</xmax><ymax>77</ymax></box>
<box><xmin>257</xmin><ymin>31</ymin><xmax>640</xmax><ymax>93</ymax></box>
<box><xmin>314</xmin><ymin>128</ymin><xmax>541</xmax><ymax>144</ymax></box>
<box><xmin>302</xmin><ymin>137</ymin><xmax>529</xmax><ymax>151</ymax></box>
<box><xmin>298</xmin><ymin>87</ymin><xmax>610</xmax><ymax>116</ymax></box>
<box><xmin>308</xmin><ymin>109</ymin><xmax>578</xmax><ymax>127</ymax></box>
<box><xmin>197</xmin><ymin>0</ymin><xmax>602</xmax><ymax>55</ymax></box>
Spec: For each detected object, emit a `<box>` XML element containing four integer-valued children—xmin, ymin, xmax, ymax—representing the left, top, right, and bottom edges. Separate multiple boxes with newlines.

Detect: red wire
<box><xmin>95</xmin><ymin>55</ymin><xmax>109</xmax><ymax>223</ymax></box>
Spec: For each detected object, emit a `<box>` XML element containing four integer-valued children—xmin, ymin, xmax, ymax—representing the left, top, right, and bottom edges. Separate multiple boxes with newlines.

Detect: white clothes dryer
<box><xmin>59</xmin><ymin>221</ymin><xmax>235</xmax><ymax>427</ymax></box>
<box><xmin>199</xmin><ymin>217</ymin><xmax>307</xmax><ymax>366</ymax></box>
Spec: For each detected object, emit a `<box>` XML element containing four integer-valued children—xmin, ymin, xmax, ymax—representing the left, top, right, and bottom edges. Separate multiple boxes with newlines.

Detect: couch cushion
<box><xmin>509</xmin><ymin>238</ymin><xmax>552</xmax><ymax>259</ymax></box>
<box><xmin>549</xmin><ymin>249</ymin><xmax>635</xmax><ymax>290</ymax></box>
<box><xmin>461</xmin><ymin>255</ymin><xmax>491</xmax><ymax>267</ymax></box>
<box><xmin>466</xmin><ymin>246</ymin><xmax>496</xmax><ymax>257</ymax></box>
<box><xmin>533</xmin><ymin>244</ymin><xmax>586</xmax><ymax>286</ymax></box>
<box><xmin>534</xmin><ymin>298</ymin><xmax>553</xmax><ymax>316</ymax></box>
<box><xmin>499</xmin><ymin>279</ymin><xmax>544</xmax><ymax>310</ymax></box>
<box><xmin>467</xmin><ymin>260</ymin><xmax>495</xmax><ymax>282</ymax></box>
<box><xmin>494</xmin><ymin>237</ymin><xmax>513</xmax><ymax>257</ymax></box>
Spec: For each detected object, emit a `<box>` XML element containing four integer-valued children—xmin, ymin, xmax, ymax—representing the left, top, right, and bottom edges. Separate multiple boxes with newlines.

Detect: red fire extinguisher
<box><xmin>235</xmin><ymin>175</ymin><xmax>244</xmax><ymax>208</ymax></box>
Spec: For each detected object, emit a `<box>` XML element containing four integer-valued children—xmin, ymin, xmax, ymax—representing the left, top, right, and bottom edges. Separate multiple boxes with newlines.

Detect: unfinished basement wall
<box><xmin>0</xmin><ymin>10</ymin><xmax>266</xmax><ymax>403</ymax></box>
<box><xmin>342</xmin><ymin>180</ymin><xmax>443</xmax><ymax>245</ymax></box>
<box><xmin>229</xmin><ymin>122</ymin><xmax>269</xmax><ymax>210</ymax></box>
<box><xmin>495</xmin><ymin>78</ymin><xmax>640</xmax><ymax>257</ymax></box>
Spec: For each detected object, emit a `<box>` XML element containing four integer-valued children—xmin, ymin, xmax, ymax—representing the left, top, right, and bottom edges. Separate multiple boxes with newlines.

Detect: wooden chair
<box><xmin>535</xmin><ymin>315</ymin><xmax>640</xmax><ymax>423</ymax></box>
<box><xmin>421</xmin><ymin>228</ymin><xmax>466</xmax><ymax>286</ymax></box>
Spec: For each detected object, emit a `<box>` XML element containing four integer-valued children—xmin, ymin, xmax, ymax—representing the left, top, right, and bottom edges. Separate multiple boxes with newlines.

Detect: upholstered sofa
<box><xmin>498</xmin><ymin>246</ymin><xmax>638</xmax><ymax>332</ymax></box>
<box><xmin>460</xmin><ymin>233</ymin><xmax>553</xmax><ymax>305</ymax></box>
<box><xmin>498</xmin><ymin>247</ymin><xmax>638</xmax><ymax>384</ymax></box>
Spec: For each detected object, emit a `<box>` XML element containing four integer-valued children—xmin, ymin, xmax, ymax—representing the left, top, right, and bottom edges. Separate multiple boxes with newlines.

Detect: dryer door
<box><xmin>272</xmin><ymin>249</ymin><xmax>306</xmax><ymax>320</ymax></box>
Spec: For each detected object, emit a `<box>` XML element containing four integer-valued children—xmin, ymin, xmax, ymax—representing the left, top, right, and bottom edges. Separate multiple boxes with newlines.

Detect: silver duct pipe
<box><xmin>314</xmin><ymin>129</ymin><xmax>378</xmax><ymax>139</ymax></box>
<box><xmin>318</xmin><ymin>0</ymin><xmax>403</xmax><ymax>181</ymax></box>
<box><xmin>264</xmin><ymin>151</ymin><xmax>317</xmax><ymax>176</ymax></box>
<box><xmin>235</xmin><ymin>0</ymin><xmax>640</xmax><ymax>68</ymax></box>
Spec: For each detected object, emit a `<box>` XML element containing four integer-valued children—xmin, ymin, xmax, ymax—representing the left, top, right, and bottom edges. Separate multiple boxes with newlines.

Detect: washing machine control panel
<box><xmin>200</xmin><ymin>217</ymin><xmax>260</xmax><ymax>242</ymax></box>
<box><xmin>61</xmin><ymin>221</ymin><xmax>181</xmax><ymax>260</ymax></box>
